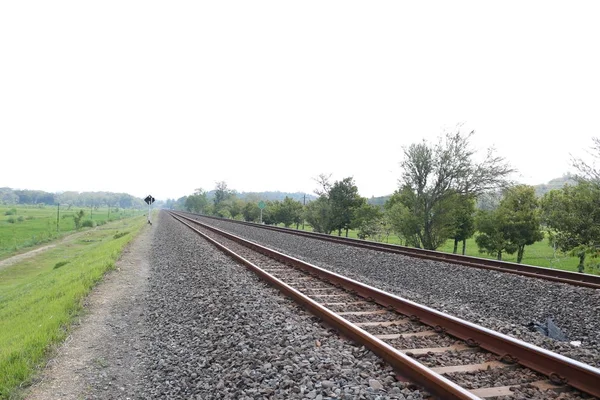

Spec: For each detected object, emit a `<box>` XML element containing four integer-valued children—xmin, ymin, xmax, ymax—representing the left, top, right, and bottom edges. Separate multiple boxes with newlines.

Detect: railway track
<box><xmin>169</xmin><ymin>211</ymin><xmax>600</xmax><ymax>399</ymax></box>
<box><xmin>176</xmin><ymin>212</ymin><xmax>600</xmax><ymax>290</ymax></box>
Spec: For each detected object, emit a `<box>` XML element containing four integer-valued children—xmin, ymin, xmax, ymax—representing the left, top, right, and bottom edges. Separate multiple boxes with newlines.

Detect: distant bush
<box><xmin>6</xmin><ymin>216</ymin><xmax>16</xmax><ymax>223</ymax></box>
<box><xmin>17</xmin><ymin>216</ymin><xmax>24</xmax><ymax>222</ymax></box>
<box><xmin>25</xmin><ymin>215</ymin><xmax>34</xmax><ymax>220</ymax></box>
<box><xmin>81</xmin><ymin>219</ymin><xmax>96</xmax><ymax>228</ymax></box>
<box><xmin>96</xmin><ymin>220</ymin><xmax>107</xmax><ymax>226</ymax></box>
<box><xmin>113</xmin><ymin>231</ymin><xmax>129</xmax><ymax>239</ymax></box>
<box><xmin>53</xmin><ymin>261</ymin><xmax>69</xmax><ymax>269</ymax></box>
<box><xmin>4</xmin><ymin>208</ymin><xmax>17</xmax><ymax>216</ymax></box>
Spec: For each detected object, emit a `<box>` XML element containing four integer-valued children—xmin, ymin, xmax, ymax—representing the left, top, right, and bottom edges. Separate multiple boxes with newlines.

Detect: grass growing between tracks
<box><xmin>0</xmin><ymin>216</ymin><xmax>147</xmax><ymax>399</ymax></box>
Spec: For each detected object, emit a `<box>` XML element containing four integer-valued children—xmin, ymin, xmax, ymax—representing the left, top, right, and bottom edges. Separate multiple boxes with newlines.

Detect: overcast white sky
<box><xmin>1</xmin><ymin>1</ymin><xmax>599</xmax><ymax>200</ymax></box>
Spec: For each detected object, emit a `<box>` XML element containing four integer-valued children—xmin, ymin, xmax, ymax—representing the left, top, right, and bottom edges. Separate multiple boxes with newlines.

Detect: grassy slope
<box><xmin>0</xmin><ymin>206</ymin><xmax>144</xmax><ymax>259</ymax></box>
<box><xmin>0</xmin><ymin>216</ymin><xmax>147</xmax><ymax>399</ymax></box>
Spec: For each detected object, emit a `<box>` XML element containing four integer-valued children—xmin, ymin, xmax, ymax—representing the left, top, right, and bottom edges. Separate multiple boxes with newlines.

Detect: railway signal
<box><xmin>144</xmin><ymin>195</ymin><xmax>155</xmax><ymax>225</ymax></box>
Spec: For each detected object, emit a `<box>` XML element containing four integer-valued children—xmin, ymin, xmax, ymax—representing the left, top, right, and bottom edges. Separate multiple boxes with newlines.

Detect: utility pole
<box><xmin>302</xmin><ymin>194</ymin><xmax>306</xmax><ymax>230</ymax></box>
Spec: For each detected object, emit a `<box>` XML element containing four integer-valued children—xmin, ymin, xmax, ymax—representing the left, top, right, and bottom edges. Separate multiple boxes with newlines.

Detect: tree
<box><xmin>242</xmin><ymin>201</ymin><xmax>261</xmax><ymax>222</ymax></box>
<box><xmin>398</xmin><ymin>126</ymin><xmax>514</xmax><ymax>250</ymax></box>
<box><xmin>73</xmin><ymin>209</ymin><xmax>86</xmax><ymax>230</ymax></box>
<box><xmin>305</xmin><ymin>196</ymin><xmax>335</xmax><ymax>234</ymax></box>
<box><xmin>572</xmin><ymin>137</ymin><xmax>600</xmax><ymax>183</ymax></box>
<box><xmin>500</xmin><ymin>185</ymin><xmax>544</xmax><ymax>263</ymax></box>
<box><xmin>353</xmin><ymin>203</ymin><xmax>383</xmax><ymax>240</ymax></box>
<box><xmin>448</xmin><ymin>194</ymin><xmax>476</xmax><ymax>255</ymax></box>
<box><xmin>475</xmin><ymin>185</ymin><xmax>544</xmax><ymax>262</ymax></box>
<box><xmin>384</xmin><ymin>188</ymin><xmax>422</xmax><ymax>247</ymax></box>
<box><xmin>184</xmin><ymin>189</ymin><xmax>208</xmax><ymax>214</ymax></box>
<box><xmin>313</xmin><ymin>173</ymin><xmax>332</xmax><ymax>196</ymax></box>
<box><xmin>214</xmin><ymin>181</ymin><xmax>232</xmax><ymax>207</ymax></box>
<box><xmin>329</xmin><ymin>177</ymin><xmax>364</xmax><ymax>237</ymax></box>
<box><xmin>541</xmin><ymin>182</ymin><xmax>600</xmax><ymax>272</ymax></box>
<box><xmin>475</xmin><ymin>209</ymin><xmax>517</xmax><ymax>260</ymax></box>
<box><xmin>273</xmin><ymin>197</ymin><xmax>303</xmax><ymax>228</ymax></box>
<box><xmin>213</xmin><ymin>181</ymin><xmax>233</xmax><ymax>217</ymax></box>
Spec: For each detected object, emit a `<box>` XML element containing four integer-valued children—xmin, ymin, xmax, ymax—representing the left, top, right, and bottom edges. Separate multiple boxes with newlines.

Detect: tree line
<box><xmin>172</xmin><ymin>130</ymin><xmax>600</xmax><ymax>272</ymax></box>
<box><xmin>0</xmin><ymin>188</ymin><xmax>146</xmax><ymax>209</ymax></box>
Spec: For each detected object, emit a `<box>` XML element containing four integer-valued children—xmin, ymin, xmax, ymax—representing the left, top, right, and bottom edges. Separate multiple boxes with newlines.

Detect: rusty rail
<box><xmin>177</xmin><ymin>211</ymin><xmax>600</xmax><ymax>290</ymax></box>
<box><xmin>170</xmin><ymin>211</ymin><xmax>600</xmax><ymax>398</ymax></box>
<box><xmin>170</xmin><ymin>212</ymin><xmax>479</xmax><ymax>399</ymax></box>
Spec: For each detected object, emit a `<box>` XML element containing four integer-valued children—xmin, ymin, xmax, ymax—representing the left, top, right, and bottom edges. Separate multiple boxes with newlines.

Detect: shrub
<box><xmin>25</xmin><ymin>216</ymin><xmax>34</xmax><ymax>220</ymax></box>
<box><xmin>17</xmin><ymin>216</ymin><xmax>24</xmax><ymax>222</ymax></box>
<box><xmin>81</xmin><ymin>219</ymin><xmax>96</xmax><ymax>228</ymax></box>
<box><xmin>4</xmin><ymin>208</ymin><xmax>17</xmax><ymax>216</ymax></box>
<box><xmin>6</xmin><ymin>216</ymin><xmax>16</xmax><ymax>223</ymax></box>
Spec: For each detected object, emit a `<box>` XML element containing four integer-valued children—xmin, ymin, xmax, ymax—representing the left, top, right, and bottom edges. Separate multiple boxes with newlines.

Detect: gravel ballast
<box><xmin>142</xmin><ymin>212</ymin><xmax>425</xmax><ymax>399</ymax></box>
<box><xmin>188</xmin><ymin>214</ymin><xmax>600</xmax><ymax>368</ymax></box>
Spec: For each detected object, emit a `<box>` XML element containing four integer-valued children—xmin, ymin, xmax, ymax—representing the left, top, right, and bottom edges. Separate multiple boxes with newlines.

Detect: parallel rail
<box><xmin>169</xmin><ymin>211</ymin><xmax>600</xmax><ymax>399</ymax></box>
<box><xmin>178</xmin><ymin>211</ymin><xmax>600</xmax><ymax>290</ymax></box>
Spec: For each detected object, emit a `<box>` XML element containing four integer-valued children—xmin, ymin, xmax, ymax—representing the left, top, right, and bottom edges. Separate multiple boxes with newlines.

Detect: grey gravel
<box><xmin>138</xmin><ymin>212</ymin><xmax>424</xmax><ymax>399</ymax></box>
<box><xmin>186</xmin><ymin>214</ymin><xmax>600</xmax><ymax>368</ymax></box>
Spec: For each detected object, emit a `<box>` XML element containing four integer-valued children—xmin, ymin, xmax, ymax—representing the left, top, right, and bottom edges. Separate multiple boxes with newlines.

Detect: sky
<box><xmin>1</xmin><ymin>1</ymin><xmax>599</xmax><ymax>201</ymax></box>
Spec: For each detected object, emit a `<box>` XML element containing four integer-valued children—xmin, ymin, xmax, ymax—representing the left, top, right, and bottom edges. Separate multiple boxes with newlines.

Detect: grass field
<box><xmin>0</xmin><ymin>205</ymin><xmax>144</xmax><ymax>260</ymax></box>
<box><xmin>288</xmin><ymin>223</ymin><xmax>593</xmax><ymax>274</ymax></box>
<box><xmin>0</xmin><ymin>215</ymin><xmax>147</xmax><ymax>399</ymax></box>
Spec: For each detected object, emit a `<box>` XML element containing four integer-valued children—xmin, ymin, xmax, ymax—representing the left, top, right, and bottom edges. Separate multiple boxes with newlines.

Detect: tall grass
<box><xmin>0</xmin><ymin>216</ymin><xmax>146</xmax><ymax>399</ymax></box>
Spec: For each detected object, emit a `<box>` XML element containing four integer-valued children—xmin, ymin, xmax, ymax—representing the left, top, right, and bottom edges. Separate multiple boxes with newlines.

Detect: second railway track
<box><xmin>169</xmin><ymin>211</ymin><xmax>600</xmax><ymax>399</ymax></box>
<box><xmin>177</xmin><ymin>212</ymin><xmax>600</xmax><ymax>290</ymax></box>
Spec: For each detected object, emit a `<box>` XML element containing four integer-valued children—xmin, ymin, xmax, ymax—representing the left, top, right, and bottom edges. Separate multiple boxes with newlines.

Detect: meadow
<box><xmin>0</xmin><ymin>213</ymin><xmax>147</xmax><ymax>399</ymax></box>
<box><xmin>0</xmin><ymin>205</ymin><xmax>144</xmax><ymax>260</ymax></box>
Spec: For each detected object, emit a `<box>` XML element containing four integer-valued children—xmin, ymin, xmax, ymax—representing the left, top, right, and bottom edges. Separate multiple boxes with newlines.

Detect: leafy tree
<box><xmin>261</xmin><ymin>201</ymin><xmax>277</xmax><ymax>225</ymax></box>
<box><xmin>475</xmin><ymin>185</ymin><xmax>544</xmax><ymax>262</ymax></box>
<box><xmin>386</xmin><ymin>185</ymin><xmax>458</xmax><ymax>249</ymax></box>
<box><xmin>384</xmin><ymin>189</ymin><xmax>422</xmax><ymax>247</ymax></box>
<box><xmin>273</xmin><ymin>196</ymin><xmax>303</xmax><ymax>228</ymax></box>
<box><xmin>214</xmin><ymin>181</ymin><xmax>232</xmax><ymax>207</ymax></box>
<box><xmin>397</xmin><ymin>126</ymin><xmax>514</xmax><ymax>250</ymax></box>
<box><xmin>500</xmin><ymin>185</ymin><xmax>544</xmax><ymax>263</ymax></box>
<box><xmin>329</xmin><ymin>177</ymin><xmax>364</xmax><ymax>237</ymax></box>
<box><xmin>541</xmin><ymin>182</ymin><xmax>600</xmax><ymax>272</ymax></box>
<box><xmin>353</xmin><ymin>203</ymin><xmax>383</xmax><ymax>240</ymax></box>
<box><xmin>213</xmin><ymin>181</ymin><xmax>234</xmax><ymax>217</ymax></box>
<box><xmin>242</xmin><ymin>201</ymin><xmax>261</xmax><ymax>222</ymax></box>
<box><xmin>184</xmin><ymin>189</ymin><xmax>208</xmax><ymax>214</ymax></box>
<box><xmin>475</xmin><ymin>209</ymin><xmax>517</xmax><ymax>260</ymax></box>
<box><xmin>305</xmin><ymin>196</ymin><xmax>335</xmax><ymax>234</ymax></box>
<box><xmin>448</xmin><ymin>194</ymin><xmax>476</xmax><ymax>254</ymax></box>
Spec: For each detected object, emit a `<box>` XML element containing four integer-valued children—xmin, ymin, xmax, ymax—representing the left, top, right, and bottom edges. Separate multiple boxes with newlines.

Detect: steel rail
<box><xmin>169</xmin><ymin>212</ymin><xmax>480</xmax><ymax>400</ymax></box>
<box><xmin>171</xmin><ymin>211</ymin><xmax>600</xmax><ymax>398</ymax></box>
<box><xmin>177</xmin><ymin>211</ymin><xmax>600</xmax><ymax>290</ymax></box>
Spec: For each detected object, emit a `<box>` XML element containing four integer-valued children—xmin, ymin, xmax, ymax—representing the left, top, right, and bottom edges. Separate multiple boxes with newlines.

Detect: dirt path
<box><xmin>0</xmin><ymin>229</ymin><xmax>98</xmax><ymax>272</ymax></box>
<box><xmin>0</xmin><ymin>245</ymin><xmax>57</xmax><ymax>270</ymax></box>
<box><xmin>24</xmin><ymin>222</ymin><xmax>153</xmax><ymax>399</ymax></box>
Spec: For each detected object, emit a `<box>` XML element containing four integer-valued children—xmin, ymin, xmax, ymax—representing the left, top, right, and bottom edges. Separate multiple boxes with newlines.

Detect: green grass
<box><xmin>0</xmin><ymin>205</ymin><xmax>144</xmax><ymax>260</ymax></box>
<box><xmin>281</xmin><ymin>223</ymin><xmax>593</xmax><ymax>274</ymax></box>
<box><xmin>0</xmin><ymin>215</ymin><xmax>147</xmax><ymax>399</ymax></box>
